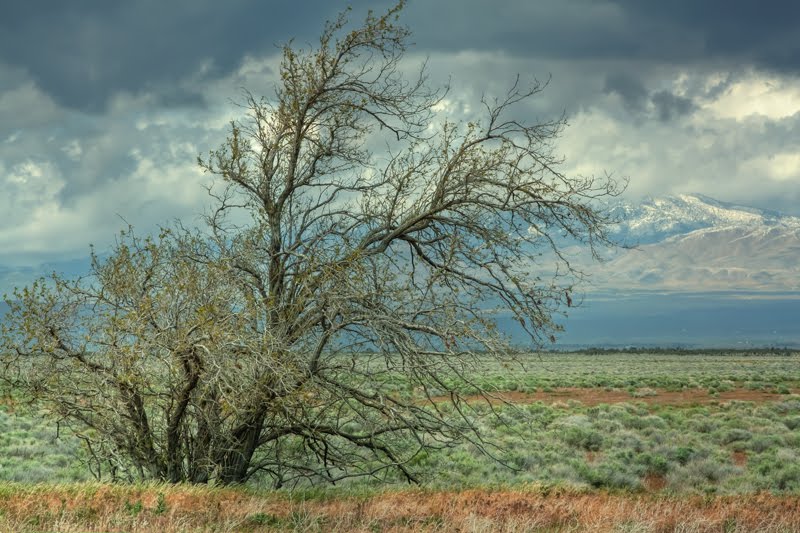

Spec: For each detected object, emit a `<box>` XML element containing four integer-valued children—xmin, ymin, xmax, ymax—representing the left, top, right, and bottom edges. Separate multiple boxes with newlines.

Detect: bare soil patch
<box><xmin>443</xmin><ymin>387</ymin><xmax>796</xmax><ymax>406</ymax></box>
<box><xmin>732</xmin><ymin>450</ymin><xmax>748</xmax><ymax>467</ymax></box>
<box><xmin>584</xmin><ymin>451</ymin><xmax>600</xmax><ymax>463</ymax></box>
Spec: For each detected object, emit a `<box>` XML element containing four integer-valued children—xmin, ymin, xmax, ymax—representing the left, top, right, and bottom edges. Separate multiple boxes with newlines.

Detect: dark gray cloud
<box><xmin>0</xmin><ymin>0</ymin><xmax>352</xmax><ymax>112</ymax></box>
<box><xmin>603</xmin><ymin>73</ymin><xmax>649</xmax><ymax>112</ymax></box>
<box><xmin>611</xmin><ymin>0</ymin><xmax>800</xmax><ymax>71</ymax></box>
<box><xmin>3</xmin><ymin>1</ymin><xmax>799</xmax><ymax>113</ymax></box>
<box><xmin>651</xmin><ymin>91</ymin><xmax>695</xmax><ymax>122</ymax></box>
<box><xmin>404</xmin><ymin>0</ymin><xmax>800</xmax><ymax>68</ymax></box>
<box><xmin>602</xmin><ymin>74</ymin><xmax>696</xmax><ymax>122</ymax></box>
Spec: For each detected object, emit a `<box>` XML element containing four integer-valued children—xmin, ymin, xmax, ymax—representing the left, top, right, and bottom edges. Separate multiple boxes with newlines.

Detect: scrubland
<box><xmin>1</xmin><ymin>351</ymin><xmax>798</xmax><ymax>531</ymax></box>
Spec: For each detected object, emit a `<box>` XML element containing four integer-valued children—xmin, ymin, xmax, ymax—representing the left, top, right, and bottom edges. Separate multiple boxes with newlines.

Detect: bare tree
<box><xmin>1</xmin><ymin>3</ymin><xmax>623</xmax><ymax>486</ymax></box>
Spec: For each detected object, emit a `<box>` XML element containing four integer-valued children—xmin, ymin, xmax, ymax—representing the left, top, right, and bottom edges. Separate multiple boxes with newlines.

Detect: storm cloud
<box><xmin>3</xmin><ymin>1</ymin><xmax>799</xmax><ymax>112</ymax></box>
<box><xmin>0</xmin><ymin>0</ymin><xmax>343</xmax><ymax>112</ymax></box>
<box><xmin>1</xmin><ymin>0</ymin><xmax>799</xmax><ymax>292</ymax></box>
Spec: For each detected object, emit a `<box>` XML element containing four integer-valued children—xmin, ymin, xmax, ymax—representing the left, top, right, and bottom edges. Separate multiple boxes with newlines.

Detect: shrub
<box><xmin>748</xmin><ymin>435</ymin><xmax>783</xmax><ymax>453</ymax></box>
<box><xmin>670</xmin><ymin>446</ymin><xmax>697</xmax><ymax>466</ymax></box>
<box><xmin>668</xmin><ymin>459</ymin><xmax>735</xmax><ymax>490</ymax></box>
<box><xmin>562</xmin><ymin>427</ymin><xmax>603</xmax><ymax>451</ymax></box>
<box><xmin>719</xmin><ymin>429</ymin><xmax>753</xmax><ymax>445</ymax></box>
<box><xmin>577</xmin><ymin>462</ymin><xmax>641</xmax><ymax>490</ymax></box>
<box><xmin>610</xmin><ymin>431</ymin><xmax>645</xmax><ymax>454</ymax></box>
<box><xmin>775</xmin><ymin>465</ymin><xmax>800</xmax><ymax>491</ymax></box>
<box><xmin>783</xmin><ymin>417</ymin><xmax>800</xmax><ymax>430</ymax></box>
<box><xmin>637</xmin><ymin>452</ymin><xmax>669</xmax><ymax>476</ymax></box>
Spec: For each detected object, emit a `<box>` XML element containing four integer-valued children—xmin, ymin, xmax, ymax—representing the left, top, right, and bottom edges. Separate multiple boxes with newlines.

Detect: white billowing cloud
<box><xmin>554</xmin><ymin>69</ymin><xmax>800</xmax><ymax>209</ymax></box>
<box><xmin>0</xmin><ymin>74</ymin><xmax>223</xmax><ymax>274</ymax></box>
<box><xmin>0</xmin><ymin>81</ymin><xmax>64</xmax><ymax>131</ymax></box>
<box><xmin>0</xmin><ymin>153</ymin><xmax>207</xmax><ymax>265</ymax></box>
<box><xmin>706</xmin><ymin>76</ymin><xmax>800</xmax><ymax>121</ymax></box>
<box><xmin>0</xmin><ymin>158</ymin><xmax>84</xmax><ymax>261</ymax></box>
<box><xmin>61</xmin><ymin>139</ymin><xmax>83</xmax><ymax>160</ymax></box>
<box><xmin>0</xmin><ymin>54</ymin><xmax>290</xmax><ymax>291</ymax></box>
<box><xmin>766</xmin><ymin>153</ymin><xmax>800</xmax><ymax>182</ymax></box>
<box><xmin>0</xmin><ymin>56</ymin><xmax>277</xmax><ymax>272</ymax></box>
<box><xmin>411</xmin><ymin>51</ymin><xmax>800</xmax><ymax>212</ymax></box>
<box><xmin>742</xmin><ymin>152</ymin><xmax>800</xmax><ymax>183</ymax></box>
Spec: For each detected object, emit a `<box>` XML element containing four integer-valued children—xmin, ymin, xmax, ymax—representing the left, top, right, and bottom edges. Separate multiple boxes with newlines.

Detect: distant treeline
<box><xmin>566</xmin><ymin>346</ymin><xmax>799</xmax><ymax>356</ymax></box>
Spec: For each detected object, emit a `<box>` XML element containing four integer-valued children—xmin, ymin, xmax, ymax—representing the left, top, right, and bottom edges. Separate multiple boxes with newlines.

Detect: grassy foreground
<box><xmin>1</xmin><ymin>352</ymin><xmax>798</xmax><ymax>530</ymax></box>
<box><xmin>1</xmin><ymin>482</ymin><xmax>800</xmax><ymax>532</ymax></box>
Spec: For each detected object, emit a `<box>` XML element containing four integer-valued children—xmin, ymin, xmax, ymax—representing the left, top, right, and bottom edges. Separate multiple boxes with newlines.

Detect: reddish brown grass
<box><xmin>1</xmin><ymin>485</ymin><xmax>799</xmax><ymax>532</ymax></box>
<box><xmin>642</xmin><ymin>473</ymin><xmax>667</xmax><ymax>492</ymax></box>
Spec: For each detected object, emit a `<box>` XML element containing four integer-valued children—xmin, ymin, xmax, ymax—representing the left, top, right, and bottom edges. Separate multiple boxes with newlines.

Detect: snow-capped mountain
<box><xmin>591</xmin><ymin>194</ymin><xmax>800</xmax><ymax>292</ymax></box>
<box><xmin>608</xmin><ymin>193</ymin><xmax>800</xmax><ymax>245</ymax></box>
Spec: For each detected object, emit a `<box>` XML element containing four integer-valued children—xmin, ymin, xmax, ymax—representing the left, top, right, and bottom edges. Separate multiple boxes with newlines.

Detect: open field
<box><xmin>436</xmin><ymin>351</ymin><xmax>800</xmax><ymax>394</ymax></box>
<box><xmin>1</xmin><ymin>351</ymin><xmax>799</xmax><ymax>530</ymax></box>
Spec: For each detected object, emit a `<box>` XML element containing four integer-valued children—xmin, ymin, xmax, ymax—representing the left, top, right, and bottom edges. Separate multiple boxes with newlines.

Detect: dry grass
<box><xmin>1</xmin><ymin>483</ymin><xmax>799</xmax><ymax>532</ymax></box>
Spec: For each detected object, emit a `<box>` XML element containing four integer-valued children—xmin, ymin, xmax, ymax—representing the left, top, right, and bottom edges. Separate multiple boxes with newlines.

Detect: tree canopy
<box><xmin>1</xmin><ymin>3</ymin><xmax>623</xmax><ymax>486</ymax></box>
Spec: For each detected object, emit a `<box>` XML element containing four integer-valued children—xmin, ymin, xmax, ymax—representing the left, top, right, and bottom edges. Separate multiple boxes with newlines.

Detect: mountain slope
<box><xmin>608</xmin><ymin>193</ymin><xmax>800</xmax><ymax>245</ymax></box>
<box><xmin>591</xmin><ymin>194</ymin><xmax>800</xmax><ymax>292</ymax></box>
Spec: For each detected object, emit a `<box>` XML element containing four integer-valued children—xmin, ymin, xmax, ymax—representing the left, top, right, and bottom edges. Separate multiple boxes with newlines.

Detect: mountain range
<box><xmin>589</xmin><ymin>193</ymin><xmax>800</xmax><ymax>293</ymax></box>
<box><xmin>527</xmin><ymin>193</ymin><xmax>800</xmax><ymax>347</ymax></box>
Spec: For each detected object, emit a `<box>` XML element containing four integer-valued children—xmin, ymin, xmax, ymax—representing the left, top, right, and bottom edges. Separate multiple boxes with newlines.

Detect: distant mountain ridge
<box><xmin>608</xmin><ymin>193</ymin><xmax>800</xmax><ymax>245</ymax></box>
<box><xmin>588</xmin><ymin>194</ymin><xmax>800</xmax><ymax>292</ymax></box>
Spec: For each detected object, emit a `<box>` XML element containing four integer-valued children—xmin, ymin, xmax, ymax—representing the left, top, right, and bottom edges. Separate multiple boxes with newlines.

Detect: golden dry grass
<box><xmin>1</xmin><ymin>483</ymin><xmax>799</xmax><ymax>532</ymax></box>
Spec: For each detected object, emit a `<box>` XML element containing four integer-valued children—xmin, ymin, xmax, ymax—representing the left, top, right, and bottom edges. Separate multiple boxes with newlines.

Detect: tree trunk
<box><xmin>216</xmin><ymin>416</ymin><xmax>264</xmax><ymax>484</ymax></box>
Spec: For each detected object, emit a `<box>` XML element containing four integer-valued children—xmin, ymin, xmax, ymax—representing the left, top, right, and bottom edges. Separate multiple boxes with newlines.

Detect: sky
<box><xmin>2</xmin><ymin>0</ymin><xmax>800</xmax><ymax>294</ymax></box>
